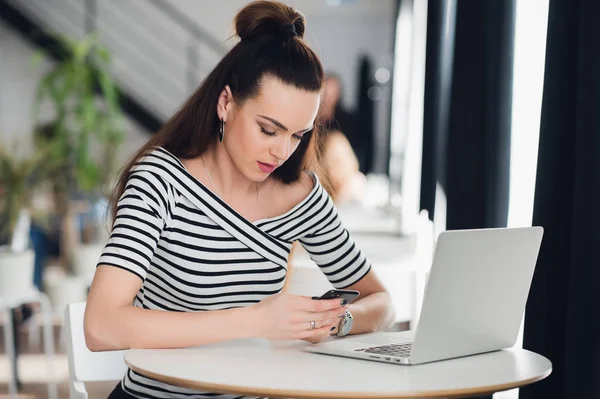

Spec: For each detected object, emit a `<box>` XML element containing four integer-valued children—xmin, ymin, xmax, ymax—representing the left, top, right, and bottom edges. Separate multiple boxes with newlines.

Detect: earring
<box><xmin>218</xmin><ymin>119</ymin><xmax>225</xmax><ymax>142</ymax></box>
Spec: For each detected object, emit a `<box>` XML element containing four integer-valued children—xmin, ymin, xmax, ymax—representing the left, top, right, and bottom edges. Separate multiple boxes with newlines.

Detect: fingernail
<box><xmin>330</xmin><ymin>326</ymin><xmax>336</xmax><ymax>331</ymax></box>
<box><xmin>341</xmin><ymin>299</ymin><xmax>347</xmax><ymax>306</ymax></box>
<box><xmin>339</xmin><ymin>315</ymin><xmax>344</xmax><ymax>318</ymax></box>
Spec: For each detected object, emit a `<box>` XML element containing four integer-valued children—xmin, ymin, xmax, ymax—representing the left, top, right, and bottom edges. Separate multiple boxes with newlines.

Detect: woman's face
<box><xmin>217</xmin><ymin>75</ymin><xmax>320</xmax><ymax>182</ymax></box>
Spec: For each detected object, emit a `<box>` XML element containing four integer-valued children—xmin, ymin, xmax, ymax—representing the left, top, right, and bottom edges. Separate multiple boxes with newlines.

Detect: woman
<box><xmin>320</xmin><ymin>129</ymin><xmax>366</xmax><ymax>204</ymax></box>
<box><xmin>84</xmin><ymin>2</ymin><xmax>395</xmax><ymax>398</ymax></box>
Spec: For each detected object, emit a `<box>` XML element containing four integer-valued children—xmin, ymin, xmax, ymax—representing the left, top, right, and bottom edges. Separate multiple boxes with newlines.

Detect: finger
<box><xmin>304</xmin><ymin>334</ymin><xmax>330</xmax><ymax>344</ymax></box>
<box><xmin>297</xmin><ymin>296</ymin><xmax>346</xmax><ymax>312</ymax></box>
<box><xmin>297</xmin><ymin>319</ymin><xmax>320</xmax><ymax>331</ymax></box>
<box><xmin>294</xmin><ymin>318</ymin><xmax>332</xmax><ymax>331</ymax></box>
<box><xmin>318</xmin><ymin>308</ymin><xmax>347</xmax><ymax>323</ymax></box>
<box><xmin>296</xmin><ymin>307</ymin><xmax>346</xmax><ymax>324</ymax></box>
<box><xmin>310</xmin><ymin>297</ymin><xmax>348</xmax><ymax>312</ymax></box>
<box><xmin>287</xmin><ymin>295</ymin><xmax>324</xmax><ymax>311</ymax></box>
<box><xmin>296</xmin><ymin>321</ymin><xmax>334</xmax><ymax>335</ymax></box>
<box><xmin>322</xmin><ymin>316</ymin><xmax>343</xmax><ymax>329</ymax></box>
<box><xmin>297</xmin><ymin>325</ymin><xmax>335</xmax><ymax>340</ymax></box>
<box><xmin>330</xmin><ymin>324</ymin><xmax>339</xmax><ymax>336</ymax></box>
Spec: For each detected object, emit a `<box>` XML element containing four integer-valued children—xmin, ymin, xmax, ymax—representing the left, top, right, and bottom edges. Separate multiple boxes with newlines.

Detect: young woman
<box><xmin>84</xmin><ymin>1</ymin><xmax>395</xmax><ymax>398</ymax></box>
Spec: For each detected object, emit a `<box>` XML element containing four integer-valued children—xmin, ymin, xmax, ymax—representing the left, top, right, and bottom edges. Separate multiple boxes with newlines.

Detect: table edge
<box><xmin>125</xmin><ymin>359</ymin><xmax>552</xmax><ymax>399</ymax></box>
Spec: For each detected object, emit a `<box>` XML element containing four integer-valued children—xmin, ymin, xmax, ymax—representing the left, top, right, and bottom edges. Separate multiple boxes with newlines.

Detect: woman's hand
<box><xmin>303</xmin><ymin>320</ymin><xmax>340</xmax><ymax>344</ymax></box>
<box><xmin>252</xmin><ymin>293</ymin><xmax>347</xmax><ymax>342</ymax></box>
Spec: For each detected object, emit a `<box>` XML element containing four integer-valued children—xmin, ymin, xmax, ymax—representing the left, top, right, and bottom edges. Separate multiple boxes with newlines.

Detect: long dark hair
<box><xmin>109</xmin><ymin>1</ymin><xmax>327</xmax><ymax>225</ymax></box>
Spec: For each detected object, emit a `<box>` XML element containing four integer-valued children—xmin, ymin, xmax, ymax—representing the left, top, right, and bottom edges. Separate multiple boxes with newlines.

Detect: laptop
<box><xmin>305</xmin><ymin>227</ymin><xmax>544</xmax><ymax>365</ymax></box>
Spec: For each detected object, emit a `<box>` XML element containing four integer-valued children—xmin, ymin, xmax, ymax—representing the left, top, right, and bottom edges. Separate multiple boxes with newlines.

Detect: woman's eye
<box><xmin>260</xmin><ymin>126</ymin><xmax>276</xmax><ymax>136</ymax></box>
<box><xmin>293</xmin><ymin>134</ymin><xmax>303</xmax><ymax>141</ymax></box>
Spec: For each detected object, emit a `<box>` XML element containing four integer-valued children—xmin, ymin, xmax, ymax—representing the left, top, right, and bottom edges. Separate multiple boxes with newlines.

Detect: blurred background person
<box><xmin>320</xmin><ymin>73</ymin><xmax>355</xmax><ymax>137</ymax></box>
<box><xmin>320</xmin><ymin>129</ymin><xmax>366</xmax><ymax>205</ymax></box>
<box><xmin>319</xmin><ymin>73</ymin><xmax>366</xmax><ymax>204</ymax></box>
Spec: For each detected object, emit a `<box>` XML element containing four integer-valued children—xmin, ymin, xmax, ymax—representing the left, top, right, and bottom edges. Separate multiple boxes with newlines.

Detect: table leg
<box><xmin>3</xmin><ymin>307</ymin><xmax>18</xmax><ymax>398</ymax></box>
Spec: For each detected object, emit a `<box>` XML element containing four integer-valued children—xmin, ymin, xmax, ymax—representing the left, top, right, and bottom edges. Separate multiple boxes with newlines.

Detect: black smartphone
<box><xmin>311</xmin><ymin>289</ymin><xmax>360</xmax><ymax>304</ymax></box>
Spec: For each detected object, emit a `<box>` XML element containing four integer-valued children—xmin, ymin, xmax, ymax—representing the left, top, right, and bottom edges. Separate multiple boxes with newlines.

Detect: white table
<box><xmin>125</xmin><ymin>339</ymin><xmax>551</xmax><ymax>399</ymax></box>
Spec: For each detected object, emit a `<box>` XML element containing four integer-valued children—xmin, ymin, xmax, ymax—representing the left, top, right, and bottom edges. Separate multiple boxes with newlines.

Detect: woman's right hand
<box><xmin>251</xmin><ymin>293</ymin><xmax>348</xmax><ymax>341</ymax></box>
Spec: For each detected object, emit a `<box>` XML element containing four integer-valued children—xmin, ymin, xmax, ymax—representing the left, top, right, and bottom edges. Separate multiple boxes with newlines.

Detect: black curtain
<box><xmin>521</xmin><ymin>0</ymin><xmax>600</xmax><ymax>398</ymax></box>
<box><xmin>356</xmin><ymin>55</ymin><xmax>375</xmax><ymax>174</ymax></box>
<box><xmin>420</xmin><ymin>0</ymin><xmax>456</xmax><ymax>220</ymax></box>
<box><xmin>420</xmin><ymin>0</ymin><xmax>515</xmax><ymax>230</ymax></box>
<box><xmin>445</xmin><ymin>0</ymin><xmax>515</xmax><ymax>230</ymax></box>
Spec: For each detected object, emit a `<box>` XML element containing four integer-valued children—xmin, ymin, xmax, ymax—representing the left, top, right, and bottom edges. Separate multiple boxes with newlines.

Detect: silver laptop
<box><xmin>305</xmin><ymin>227</ymin><xmax>544</xmax><ymax>365</ymax></box>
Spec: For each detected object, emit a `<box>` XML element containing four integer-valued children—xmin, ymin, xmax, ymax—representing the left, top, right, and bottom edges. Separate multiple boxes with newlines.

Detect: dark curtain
<box><xmin>521</xmin><ymin>0</ymin><xmax>600</xmax><ymax>398</ymax></box>
<box><xmin>420</xmin><ymin>0</ymin><xmax>456</xmax><ymax>220</ymax></box>
<box><xmin>445</xmin><ymin>0</ymin><xmax>515</xmax><ymax>230</ymax></box>
<box><xmin>420</xmin><ymin>0</ymin><xmax>515</xmax><ymax>230</ymax></box>
<box><xmin>355</xmin><ymin>55</ymin><xmax>375</xmax><ymax>174</ymax></box>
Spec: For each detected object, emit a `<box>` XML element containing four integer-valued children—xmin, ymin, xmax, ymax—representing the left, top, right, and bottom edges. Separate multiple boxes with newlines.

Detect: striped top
<box><xmin>98</xmin><ymin>147</ymin><xmax>372</xmax><ymax>398</ymax></box>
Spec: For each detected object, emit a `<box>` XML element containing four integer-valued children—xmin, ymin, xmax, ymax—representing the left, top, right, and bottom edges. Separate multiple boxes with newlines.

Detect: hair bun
<box><xmin>234</xmin><ymin>1</ymin><xmax>306</xmax><ymax>42</ymax></box>
<box><xmin>277</xmin><ymin>23</ymin><xmax>298</xmax><ymax>38</ymax></box>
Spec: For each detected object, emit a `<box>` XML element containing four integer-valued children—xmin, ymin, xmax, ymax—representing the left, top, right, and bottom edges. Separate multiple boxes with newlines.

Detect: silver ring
<box><xmin>310</xmin><ymin>320</ymin><xmax>316</xmax><ymax>330</ymax></box>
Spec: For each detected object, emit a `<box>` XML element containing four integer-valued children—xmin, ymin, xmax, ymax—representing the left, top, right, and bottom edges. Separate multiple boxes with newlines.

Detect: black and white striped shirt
<box><xmin>98</xmin><ymin>147</ymin><xmax>371</xmax><ymax>398</ymax></box>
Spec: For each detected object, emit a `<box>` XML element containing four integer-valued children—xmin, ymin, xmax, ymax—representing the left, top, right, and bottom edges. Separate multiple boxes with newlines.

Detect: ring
<box><xmin>310</xmin><ymin>320</ymin><xmax>316</xmax><ymax>330</ymax></box>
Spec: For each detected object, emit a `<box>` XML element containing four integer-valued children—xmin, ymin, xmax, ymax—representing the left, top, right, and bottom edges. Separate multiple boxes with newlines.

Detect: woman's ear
<box><xmin>216</xmin><ymin>85</ymin><xmax>235</xmax><ymax>122</ymax></box>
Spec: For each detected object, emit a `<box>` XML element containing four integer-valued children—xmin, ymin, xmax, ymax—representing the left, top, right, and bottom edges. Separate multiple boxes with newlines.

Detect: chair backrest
<box><xmin>64</xmin><ymin>302</ymin><xmax>127</xmax><ymax>382</ymax></box>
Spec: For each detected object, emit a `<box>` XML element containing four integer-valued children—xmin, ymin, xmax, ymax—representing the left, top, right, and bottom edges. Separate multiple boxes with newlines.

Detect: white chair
<box><xmin>0</xmin><ymin>287</ymin><xmax>57</xmax><ymax>399</ymax></box>
<box><xmin>63</xmin><ymin>302</ymin><xmax>127</xmax><ymax>399</ymax></box>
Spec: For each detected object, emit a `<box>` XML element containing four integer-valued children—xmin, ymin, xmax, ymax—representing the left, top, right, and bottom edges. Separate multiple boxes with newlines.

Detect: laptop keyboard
<box><xmin>354</xmin><ymin>342</ymin><xmax>412</xmax><ymax>358</ymax></box>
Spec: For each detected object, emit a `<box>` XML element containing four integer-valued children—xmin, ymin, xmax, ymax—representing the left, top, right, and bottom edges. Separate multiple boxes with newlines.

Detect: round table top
<box><xmin>125</xmin><ymin>339</ymin><xmax>552</xmax><ymax>399</ymax></box>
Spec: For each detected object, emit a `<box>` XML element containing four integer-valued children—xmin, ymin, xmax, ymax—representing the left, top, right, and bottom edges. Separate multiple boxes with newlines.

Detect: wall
<box><xmin>167</xmin><ymin>0</ymin><xmax>396</xmax><ymax>172</ymax></box>
<box><xmin>167</xmin><ymin>0</ymin><xmax>395</xmax><ymax>110</ymax></box>
<box><xmin>0</xmin><ymin>20</ymin><xmax>149</xmax><ymax>165</ymax></box>
<box><xmin>0</xmin><ymin>20</ymin><xmax>48</xmax><ymax>154</ymax></box>
<box><xmin>1</xmin><ymin>0</ymin><xmax>397</xmax><ymax>173</ymax></box>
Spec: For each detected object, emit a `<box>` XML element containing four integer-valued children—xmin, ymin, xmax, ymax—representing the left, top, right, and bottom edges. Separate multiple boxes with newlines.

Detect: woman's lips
<box><xmin>257</xmin><ymin>161</ymin><xmax>276</xmax><ymax>173</ymax></box>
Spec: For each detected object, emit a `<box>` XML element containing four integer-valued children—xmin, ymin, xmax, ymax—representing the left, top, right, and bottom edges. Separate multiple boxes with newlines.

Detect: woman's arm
<box><xmin>85</xmin><ymin>265</ymin><xmax>346</xmax><ymax>351</ymax></box>
<box><xmin>84</xmin><ymin>266</ymin><xmax>257</xmax><ymax>351</ymax></box>
<box><xmin>295</xmin><ymin>175</ymin><xmax>395</xmax><ymax>337</ymax></box>
<box><xmin>339</xmin><ymin>269</ymin><xmax>395</xmax><ymax>335</ymax></box>
<box><xmin>85</xmin><ymin>170</ymin><xmax>258</xmax><ymax>351</ymax></box>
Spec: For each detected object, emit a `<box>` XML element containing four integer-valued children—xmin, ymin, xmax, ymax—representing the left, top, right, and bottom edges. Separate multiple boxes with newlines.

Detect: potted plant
<box><xmin>32</xmin><ymin>33</ymin><xmax>125</xmax><ymax>272</ymax></box>
<box><xmin>0</xmin><ymin>143</ymin><xmax>51</xmax><ymax>297</ymax></box>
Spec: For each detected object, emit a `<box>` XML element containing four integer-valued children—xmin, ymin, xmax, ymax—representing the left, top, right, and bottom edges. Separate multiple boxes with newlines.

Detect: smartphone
<box><xmin>311</xmin><ymin>289</ymin><xmax>360</xmax><ymax>304</ymax></box>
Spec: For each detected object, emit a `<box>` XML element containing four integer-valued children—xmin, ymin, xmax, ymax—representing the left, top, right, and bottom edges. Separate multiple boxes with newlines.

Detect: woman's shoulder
<box><xmin>297</xmin><ymin>170</ymin><xmax>319</xmax><ymax>195</ymax></box>
<box><xmin>262</xmin><ymin>172</ymin><xmax>317</xmax><ymax>219</ymax></box>
<box><xmin>273</xmin><ymin>171</ymin><xmax>319</xmax><ymax>203</ymax></box>
<box><xmin>128</xmin><ymin>147</ymin><xmax>184</xmax><ymax>182</ymax></box>
<box><xmin>125</xmin><ymin>147</ymin><xmax>181</xmax><ymax>205</ymax></box>
<box><xmin>131</xmin><ymin>146</ymin><xmax>179</xmax><ymax>170</ymax></box>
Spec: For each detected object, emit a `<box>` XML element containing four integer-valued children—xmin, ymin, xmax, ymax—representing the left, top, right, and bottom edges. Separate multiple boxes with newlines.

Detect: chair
<box><xmin>0</xmin><ymin>287</ymin><xmax>57</xmax><ymax>399</ymax></box>
<box><xmin>63</xmin><ymin>302</ymin><xmax>127</xmax><ymax>399</ymax></box>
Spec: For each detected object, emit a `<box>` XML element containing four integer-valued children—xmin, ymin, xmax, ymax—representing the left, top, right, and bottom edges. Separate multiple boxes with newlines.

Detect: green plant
<box><xmin>0</xmin><ymin>143</ymin><xmax>51</xmax><ymax>246</ymax></box>
<box><xmin>32</xmin><ymin>33</ymin><xmax>125</xmax><ymax>200</ymax></box>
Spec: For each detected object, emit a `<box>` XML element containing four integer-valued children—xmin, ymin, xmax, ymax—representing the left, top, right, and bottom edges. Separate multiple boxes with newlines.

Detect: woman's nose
<box><xmin>271</xmin><ymin>137</ymin><xmax>291</xmax><ymax>161</ymax></box>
